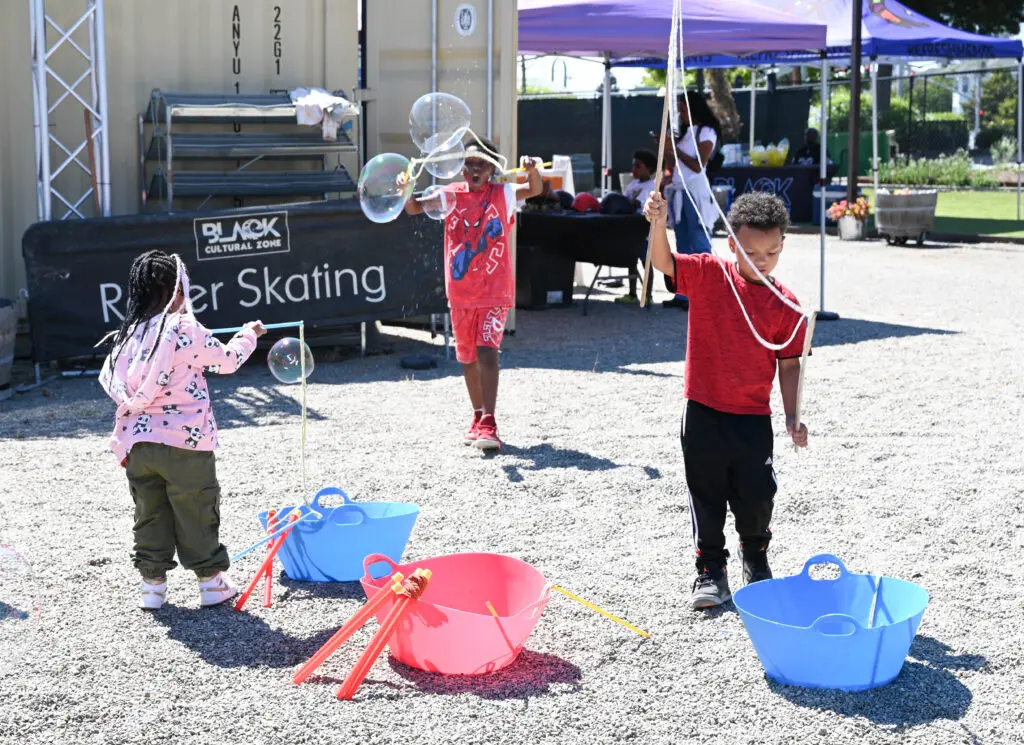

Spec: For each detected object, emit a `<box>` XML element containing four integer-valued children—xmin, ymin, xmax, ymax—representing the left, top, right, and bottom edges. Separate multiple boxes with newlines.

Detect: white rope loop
<box><xmin>667</xmin><ymin>1</ymin><xmax>812</xmax><ymax>351</ymax></box>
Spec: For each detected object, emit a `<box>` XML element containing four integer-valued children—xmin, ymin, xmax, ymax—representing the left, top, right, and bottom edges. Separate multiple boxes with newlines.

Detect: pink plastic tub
<box><xmin>359</xmin><ymin>552</ymin><xmax>551</xmax><ymax>675</ymax></box>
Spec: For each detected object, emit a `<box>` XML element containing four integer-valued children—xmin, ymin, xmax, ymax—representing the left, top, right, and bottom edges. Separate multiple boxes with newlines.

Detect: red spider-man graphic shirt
<box><xmin>442</xmin><ymin>182</ymin><xmax>518</xmax><ymax>309</ymax></box>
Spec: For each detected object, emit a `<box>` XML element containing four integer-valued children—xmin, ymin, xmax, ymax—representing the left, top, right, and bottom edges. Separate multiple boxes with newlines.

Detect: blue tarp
<box><xmin>615</xmin><ymin>0</ymin><xmax>1023</xmax><ymax>67</ymax></box>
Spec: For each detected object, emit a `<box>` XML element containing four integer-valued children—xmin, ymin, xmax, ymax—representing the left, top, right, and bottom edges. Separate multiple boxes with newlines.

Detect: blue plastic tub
<box><xmin>732</xmin><ymin>554</ymin><xmax>929</xmax><ymax>692</ymax></box>
<box><xmin>257</xmin><ymin>487</ymin><xmax>418</xmax><ymax>582</ymax></box>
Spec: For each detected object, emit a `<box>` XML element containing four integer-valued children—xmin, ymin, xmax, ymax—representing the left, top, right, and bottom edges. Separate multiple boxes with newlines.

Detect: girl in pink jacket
<box><xmin>100</xmin><ymin>250</ymin><xmax>265</xmax><ymax>610</ymax></box>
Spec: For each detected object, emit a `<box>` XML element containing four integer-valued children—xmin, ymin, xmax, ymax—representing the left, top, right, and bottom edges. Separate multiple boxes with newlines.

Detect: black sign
<box><xmin>22</xmin><ymin>200</ymin><xmax>447</xmax><ymax>363</ymax></box>
<box><xmin>712</xmin><ymin>166</ymin><xmax>820</xmax><ymax>223</ymax></box>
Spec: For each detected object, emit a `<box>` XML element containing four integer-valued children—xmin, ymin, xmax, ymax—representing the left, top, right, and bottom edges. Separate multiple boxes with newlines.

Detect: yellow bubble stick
<box><xmin>551</xmin><ymin>585</ymin><xmax>650</xmax><ymax>638</ymax></box>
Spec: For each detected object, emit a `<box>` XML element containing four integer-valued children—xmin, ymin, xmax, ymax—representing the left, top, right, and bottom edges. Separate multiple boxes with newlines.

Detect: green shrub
<box><xmin>990</xmin><ymin>136</ymin><xmax>1019</xmax><ymax>165</ymax></box>
<box><xmin>879</xmin><ymin>150</ymin><xmax>997</xmax><ymax>187</ymax></box>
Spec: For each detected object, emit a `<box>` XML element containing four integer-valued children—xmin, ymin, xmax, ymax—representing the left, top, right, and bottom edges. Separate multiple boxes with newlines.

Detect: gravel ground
<box><xmin>1</xmin><ymin>233</ymin><xmax>1023</xmax><ymax>745</ymax></box>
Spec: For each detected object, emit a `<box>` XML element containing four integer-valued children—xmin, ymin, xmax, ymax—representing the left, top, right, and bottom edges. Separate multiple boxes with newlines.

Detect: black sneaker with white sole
<box><xmin>740</xmin><ymin>545</ymin><xmax>773</xmax><ymax>585</ymax></box>
<box><xmin>691</xmin><ymin>563</ymin><xmax>731</xmax><ymax>610</ymax></box>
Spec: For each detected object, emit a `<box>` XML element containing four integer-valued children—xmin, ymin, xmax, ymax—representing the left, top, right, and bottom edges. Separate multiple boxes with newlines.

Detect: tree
<box><xmin>708</xmin><ymin>70</ymin><xmax>742</xmax><ymax>143</ymax></box>
<box><xmin>899</xmin><ymin>0</ymin><xmax>1024</xmax><ymax>36</ymax></box>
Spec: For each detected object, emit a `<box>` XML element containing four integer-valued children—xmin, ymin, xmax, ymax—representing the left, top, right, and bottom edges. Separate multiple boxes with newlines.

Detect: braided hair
<box><xmin>109</xmin><ymin>250</ymin><xmax>181</xmax><ymax>368</ymax></box>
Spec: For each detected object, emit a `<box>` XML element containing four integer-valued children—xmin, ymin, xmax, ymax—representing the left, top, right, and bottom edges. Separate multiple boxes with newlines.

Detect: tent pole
<box><xmin>598</xmin><ymin>54</ymin><xmax>606</xmax><ymax>196</ymax></box>
<box><xmin>871</xmin><ymin>57</ymin><xmax>879</xmax><ymax>199</ymax></box>
<box><xmin>819</xmin><ymin>54</ymin><xmax>839</xmax><ymax>322</ymax></box>
<box><xmin>1018</xmin><ymin>57</ymin><xmax>1022</xmax><ymax>221</ymax></box>
<box><xmin>749</xmin><ymin>70</ymin><xmax>757</xmax><ymax>152</ymax></box>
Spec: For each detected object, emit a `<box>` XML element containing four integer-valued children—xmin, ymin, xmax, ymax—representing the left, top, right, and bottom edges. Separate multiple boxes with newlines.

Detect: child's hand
<box><xmin>249</xmin><ymin>321</ymin><xmax>267</xmax><ymax>338</ymax></box>
<box><xmin>644</xmin><ymin>192</ymin><xmax>667</xmax><ymax>224</ymax></box>
<box><xmin>520</xmin><ymin>156</ymin><xmax>539</xmax><ymax>172</ymax></box>
<box><xmin>786</xmin><ymin>416</ymin><xmax>808</xmax><ymax>448</ymax></box>
<box><xmin>395</xmin><ymin>171</ymin><xmax>411</xmax><ymax>188</ymax></box>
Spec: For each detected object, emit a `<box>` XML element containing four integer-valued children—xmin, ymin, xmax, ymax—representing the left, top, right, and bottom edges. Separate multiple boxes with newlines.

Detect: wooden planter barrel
<box><xmin>875</xmin><ymin>189</ymin><xmax>938</xmax><ymax>246</ymax></box>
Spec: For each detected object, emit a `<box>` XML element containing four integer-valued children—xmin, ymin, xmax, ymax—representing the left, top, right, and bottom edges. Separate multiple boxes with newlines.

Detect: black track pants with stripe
<box><xmin>681</xmin><ymin>400</ymin><xmax>777</xmax><ymax>569</ymax></box>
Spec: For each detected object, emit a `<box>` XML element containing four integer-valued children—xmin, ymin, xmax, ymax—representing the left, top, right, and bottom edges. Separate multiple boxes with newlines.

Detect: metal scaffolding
<box><xmin>30</xmin><ymin>0</ymin><xmax>112</xmax><ymax>221</ymax></box>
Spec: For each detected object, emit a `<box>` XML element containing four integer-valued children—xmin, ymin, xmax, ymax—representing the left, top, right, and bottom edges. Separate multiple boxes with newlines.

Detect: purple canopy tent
<box><xmin>518</xmin><ymin>0</ymin><xmax>828</xmax><ymax>59</ymax></box>
<box><xmin>519</xmin><ymin>0</ymin><xmax>828</xmax><ymax>193</ymax></box>
<box><xmin>519</xmin><ymin>0</ymin><xmax>831</xmax><ymax>312</ymax></box>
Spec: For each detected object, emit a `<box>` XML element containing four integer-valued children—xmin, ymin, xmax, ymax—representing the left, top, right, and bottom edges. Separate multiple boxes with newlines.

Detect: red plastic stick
<box><xmin>263</xmin><ymin>510</ymin><xmax>277</xmax><ymax>608</ymax></box>
<box><xmin>234</xmin><ymin>512</ymin><xmax>299</xmax><ymax>612</ymax></box>
<box><xmin>336</xmin><ymin>569</ymin><xmax>432</xmax><ymax>701</ymax></box>
<box><xmin>291</xmin><ymin>573</ymin><xmax>404</xmax><ymax>685</ymax></box>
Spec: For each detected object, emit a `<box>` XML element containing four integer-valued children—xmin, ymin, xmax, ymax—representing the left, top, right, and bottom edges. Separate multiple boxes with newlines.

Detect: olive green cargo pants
<box><xmin>125</xmin><ymin>442</ymin><xmax>229</xmax><ymax>580</ymax></box>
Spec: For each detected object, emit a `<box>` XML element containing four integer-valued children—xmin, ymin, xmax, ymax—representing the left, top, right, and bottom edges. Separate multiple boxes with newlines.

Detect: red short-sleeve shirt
<box><xmin>673</xmin><ymin>253</ymin><xmax>807</xmax><ymax>415</ymax></box>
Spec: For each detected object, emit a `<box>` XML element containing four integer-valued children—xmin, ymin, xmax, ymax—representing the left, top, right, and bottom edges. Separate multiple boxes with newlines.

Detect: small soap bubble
<box><xmin>420</xmin><ymin>185</ymin><xmax>457</xmax><ymax>221</ymax></box>
<box><xmin>267</xmin><ymin>338</ymin><xmax>315</xmax><ymax>384</ymax></box>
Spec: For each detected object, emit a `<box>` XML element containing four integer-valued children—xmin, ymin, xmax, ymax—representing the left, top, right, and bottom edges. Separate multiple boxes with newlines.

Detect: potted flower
<box><xmin>827</xmin><ymin>197</ymin><xmax>871</xmax><ymax>241</ymax></box>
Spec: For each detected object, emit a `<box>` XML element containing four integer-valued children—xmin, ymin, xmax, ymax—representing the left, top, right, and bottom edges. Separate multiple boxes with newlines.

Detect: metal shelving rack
<box><xmin>139</xmin><ymin>89</ymin><xmax>359</xmax><ymax>211</ymax></box>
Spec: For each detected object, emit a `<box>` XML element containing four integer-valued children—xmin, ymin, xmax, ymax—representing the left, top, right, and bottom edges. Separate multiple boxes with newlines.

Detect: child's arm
<box><xmin>642</xmin><ymin>191</ymin><xmax>676</xmax><ymax>278</ymax></box>
<box><xmin>398</xmin><ymin>173</ymin><xmax>425</xmax><ymax>215</ymax></box>
<box><xmin>184</xmin><ymin>319</ymin><xmax>265</xmax><ymax>374</ymax></box>
<box><xmin>778</xmin><ymin>358</ymin><xmax>808</xmax><ymax>447</ymax></box>
<box><xmin>512</xmin><ymin>157</ymin><xmax>544</xmax><ymax>200</ymax></box>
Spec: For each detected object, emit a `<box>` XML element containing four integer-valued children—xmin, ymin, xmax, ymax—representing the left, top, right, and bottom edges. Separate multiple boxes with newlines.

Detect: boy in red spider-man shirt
<box><xmin>403</xmin><ymin>137</ymin><xmax>543</xmax><ymax>450</ymax></box>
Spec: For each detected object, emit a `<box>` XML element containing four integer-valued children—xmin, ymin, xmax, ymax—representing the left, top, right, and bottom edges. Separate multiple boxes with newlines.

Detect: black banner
<box><xmin>22</xmin><ymin>200</ymin><xmax>446</xmax><ymax>363</ymax></box>
<box><xmin>712</xmin><ymin>166</ymin><xmax>820</xmax><ymax>223</ymax></box>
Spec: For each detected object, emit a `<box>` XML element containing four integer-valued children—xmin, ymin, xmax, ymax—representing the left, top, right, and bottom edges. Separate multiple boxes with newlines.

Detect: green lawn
<box><xmin>866</xmin><ymin>189</ymin><xmax>1024</xmax><ymax>239</ymax></box>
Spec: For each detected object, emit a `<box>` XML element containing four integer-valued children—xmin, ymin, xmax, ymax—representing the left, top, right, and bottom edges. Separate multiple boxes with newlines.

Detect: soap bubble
<box><xmin>268</xmin><ymin>337</ymin><xmax>315</xmax><ymax>384</ymax></box>
<box><xmin>358</xmin><ymin>153</ymin><xmax>415</xmax><ymax>224</ymax></box>
<box><xmin>0</xmin><ymin>545</ymin><xmax>39</xmax><ymax>675</ymax></box>
<box><xmin>409</xmin><ymin>92</ymin><xmax>472</xmax><ymax>153</ymax></box>
<box><xmin>424</xmin><ymin>138</ymin><xmax>466</xmax><ymax>180</ymax></box>
<box><xmin>420</xmin><ymin>185</ymin><xmax>457</xmax><ymax>221</ymax></box>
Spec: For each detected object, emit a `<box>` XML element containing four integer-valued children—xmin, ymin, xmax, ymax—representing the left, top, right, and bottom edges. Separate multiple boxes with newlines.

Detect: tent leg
<box><xmin>1017</xmin><ymin>57</ymin><xmax>1022</xmax><ymax>221</ymax></box>
<box><xmin>749</xmin><ymin>70</ymin><xmax>757</xmax><ymax>152</ymax></box>
<box><xmin>602</xmin><ymin>53</ymin><xmax>611</xmax><ymax>196</ymax></box>
<box><xmin>871</xmin><ymin>59</ymin><xmax>879</xmax><ymax>199</ymax></box>
<box><xmin>818</xmin><ymin>55</ymin><xmax>839</xmax><ymax>322</ymax></box>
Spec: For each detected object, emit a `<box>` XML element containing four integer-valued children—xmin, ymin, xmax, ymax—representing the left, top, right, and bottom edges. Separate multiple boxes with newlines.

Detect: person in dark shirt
<box><xmin>789</xmin><ymin>128</ymin><xmax>832</xmax><ymax>166</ymax></box>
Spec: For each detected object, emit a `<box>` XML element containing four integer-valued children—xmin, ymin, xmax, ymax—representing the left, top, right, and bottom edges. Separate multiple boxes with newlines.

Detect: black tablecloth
<box><xmin>517</xmin><ymin>211</ymin><xmax>649</xmax><ymax>267</ymax></box>
<box><xmin>711</xmin><ymin>165</ymin><xmax>837</xmax><ymax>223</ymax></box>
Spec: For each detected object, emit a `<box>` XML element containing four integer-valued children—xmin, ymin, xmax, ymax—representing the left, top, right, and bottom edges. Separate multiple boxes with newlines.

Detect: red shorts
<box><xmin>450</xmin><ymin>307</ymin><xmax>509</xmax><ymax>363</ymax></box>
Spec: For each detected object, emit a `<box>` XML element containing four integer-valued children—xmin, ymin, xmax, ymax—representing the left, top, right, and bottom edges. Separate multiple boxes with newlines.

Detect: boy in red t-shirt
<box><xmin>643</xmin><ymin>190</ymin><xmax>810</xmax><ymax>610</ymax></box>
<box><xmin>404</xmin><ymin>137</ymin><xmax>543</xmax><ymax>450</ymax></box>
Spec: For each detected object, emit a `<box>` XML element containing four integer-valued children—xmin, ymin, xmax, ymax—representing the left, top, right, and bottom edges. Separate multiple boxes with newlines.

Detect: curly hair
<box><xmin>727</xmin><ymin>192</ymin><xmax>790</xmax><ymax>236</ymax></box>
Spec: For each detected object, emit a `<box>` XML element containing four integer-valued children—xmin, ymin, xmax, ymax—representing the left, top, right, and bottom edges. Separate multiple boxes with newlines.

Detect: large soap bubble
<box><xmin>0</xmin><ymin>545</ymin><xmax>39</xmax><ymax>676</ymax></box>
<box><xmin>268</xmin><ymin>337</ymin><xmax>315</xmax><ymax>384</ymax></box>
<box><xmin>419</xmin><ymin>184</ymin><xmax>457</xmax><ymax>221</ymax></box>
<box><xmin>358</xmin><ymin>153</ymin><xmax>415</xmax><ymax>224</ymax></box>
<box><xmin>409</xmin><ymin>92</ymin><xmax>472</xmax><ymax>153</ymax></box>
<box><xmin>424</xmin><ymin>138</ymin><xmax>466</xmax><ymax>180</ymax></box>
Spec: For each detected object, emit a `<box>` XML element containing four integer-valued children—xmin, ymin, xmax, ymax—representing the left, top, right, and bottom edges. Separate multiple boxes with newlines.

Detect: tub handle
<box><xmin>332</xmin><ymin>503</ymin><xmax>369</xmax><ymax>525</ymax></box>
<box><xmin>312</xmin><ymin>486</ymin><xmax>351</xmax><ymax>511</ymax></box>
<box><xmin>810</xmin><ymin>613</ymin><xmax>863</xmax><ymax>637</ymax></box>
<box><xmin>362</xmin><ymin>553</ymin><xmax>400</xmax><ymax>581</ymax></box>
<box><xmin>800</xmin><ymin>553</ymin><xmax>850</xmax><ymax>580</ymax></box>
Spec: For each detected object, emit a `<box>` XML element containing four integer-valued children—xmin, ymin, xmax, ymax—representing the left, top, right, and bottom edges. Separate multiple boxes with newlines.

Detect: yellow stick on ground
<box><xmin>551</xmin><ymin>585</ymin><xmax>650</xmax><ymax>639</ymax></box>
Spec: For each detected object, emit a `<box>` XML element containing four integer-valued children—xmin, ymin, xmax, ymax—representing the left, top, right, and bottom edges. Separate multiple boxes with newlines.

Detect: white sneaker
<box><xmin>140</xmin><ymin>579</ymin><xmax>167</xmax><ymax>610</ymax></box>
<box><xmin>198</xmin><ymin>571</ymin><xmax>239</xmax><ymax>607</ymax></box>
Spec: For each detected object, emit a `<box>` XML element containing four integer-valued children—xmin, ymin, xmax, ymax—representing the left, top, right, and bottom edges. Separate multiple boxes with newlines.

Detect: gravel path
<box><xmin>1</xmin><ymin>233</ymin><xmax>1022</xmax><ymax>745</ymax></box>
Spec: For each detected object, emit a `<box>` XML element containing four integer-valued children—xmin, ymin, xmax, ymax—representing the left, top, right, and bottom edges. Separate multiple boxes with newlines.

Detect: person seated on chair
<box><xmin>789</xmin><ymin>128</ymin><xmax>832</xmax><ymax>166</ymax></box>
<box><xmin>623</xmin><ymin>149</ymin><xmax>658</xmax><ymax>212</ymax></box>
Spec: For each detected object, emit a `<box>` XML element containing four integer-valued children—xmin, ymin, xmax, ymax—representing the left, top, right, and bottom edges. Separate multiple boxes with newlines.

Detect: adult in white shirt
<box><xmin>663</xmin><ymin>92</ymin><xmax>721</xmax><ymax>258</ymax></box>
<box><xmin>623</xmin><ymin>148</ymin><xmax>658</xmax><ymax>212</ymax></box>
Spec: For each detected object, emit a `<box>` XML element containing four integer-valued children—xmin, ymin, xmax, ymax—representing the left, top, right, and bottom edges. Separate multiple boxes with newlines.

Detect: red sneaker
<box><xmin>464</xmin><ymin>411</ymin><xmax>483</xmax><ymax>445</ymax></box>
<box><xmin>474</xmin><ymin>414</ymin><xmax>502</xmax><ymax>451</ymax></box>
